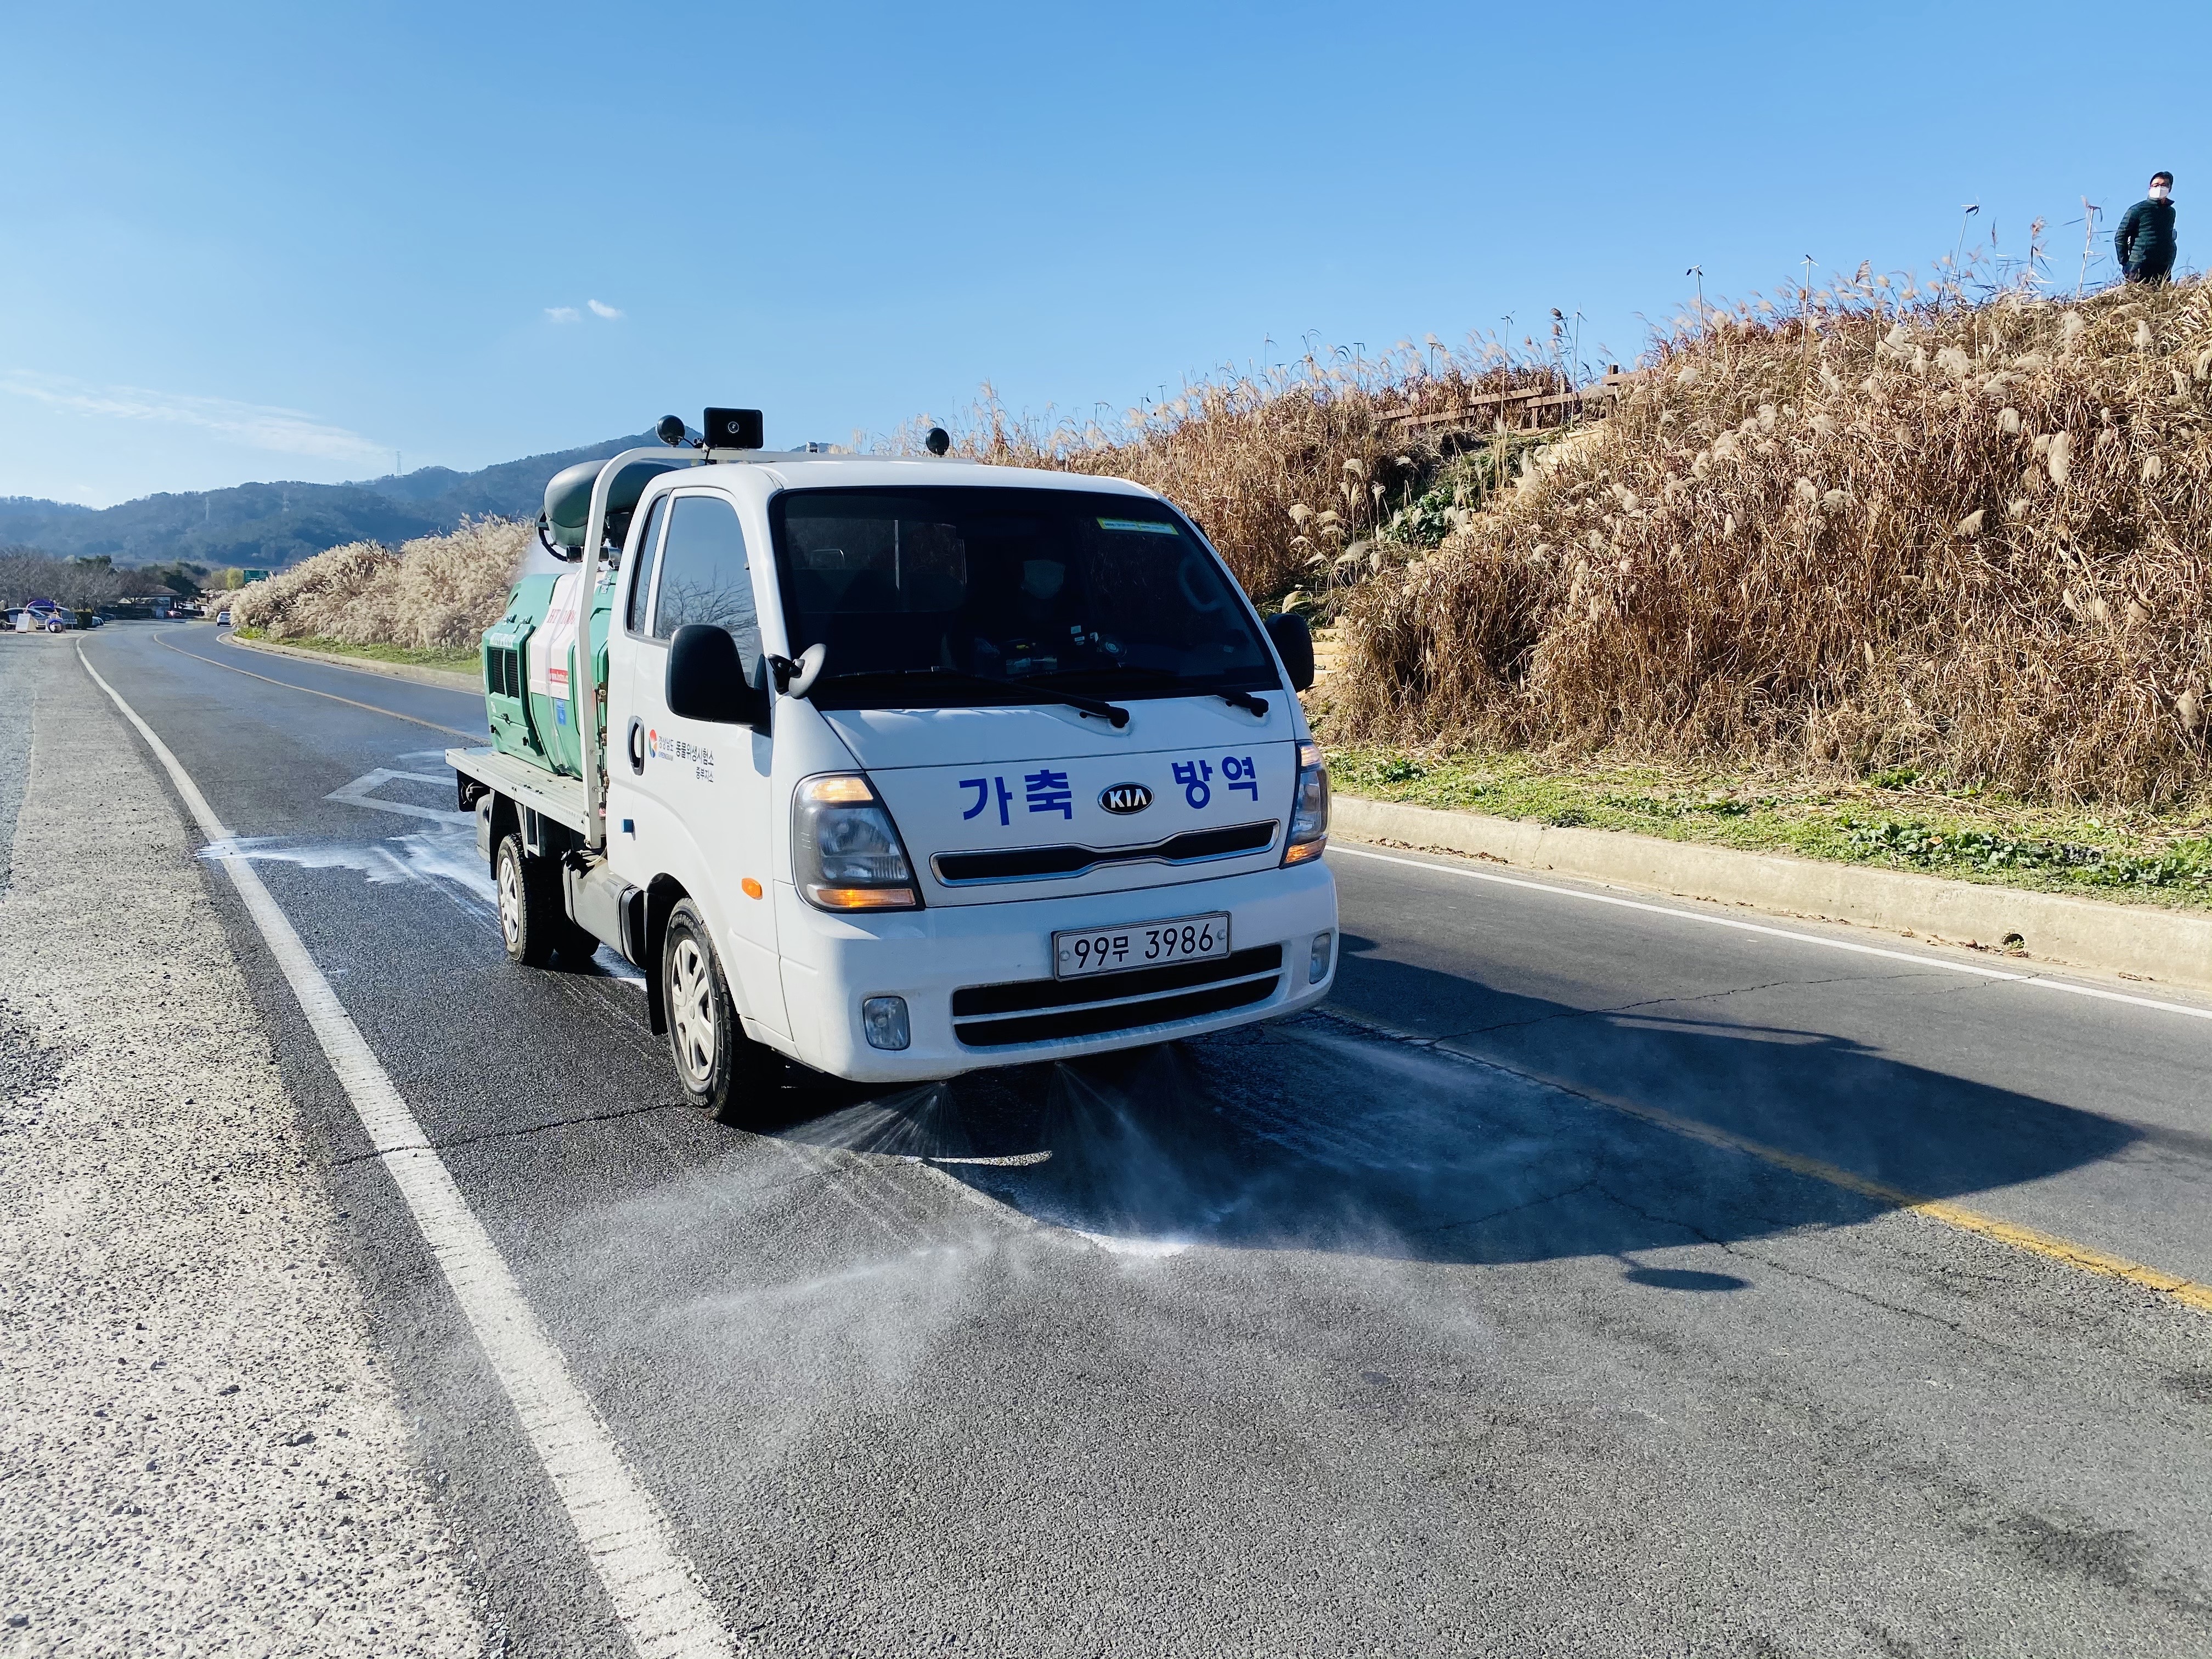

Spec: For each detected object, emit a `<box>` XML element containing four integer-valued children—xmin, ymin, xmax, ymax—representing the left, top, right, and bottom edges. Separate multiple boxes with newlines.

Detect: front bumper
<box><xmin>758</xmin><ymin>858</ymin><xmax>1338</xmax><ymax>1081</ymax></box>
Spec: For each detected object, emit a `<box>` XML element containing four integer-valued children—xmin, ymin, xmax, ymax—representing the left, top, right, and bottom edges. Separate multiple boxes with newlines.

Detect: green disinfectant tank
<box><xmin>477</xmin><ymin>455</ymin><xmax>680</xmax><ymax>775</ymax></box>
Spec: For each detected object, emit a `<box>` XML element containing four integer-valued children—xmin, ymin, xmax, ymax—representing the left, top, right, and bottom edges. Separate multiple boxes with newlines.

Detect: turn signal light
<box><xmin>1283</xmin><ymin>740</ymin><xmax>1330</xmax><ymax>865</ymax></box>
<box><xmin>811</xmin><ymin>887</ymin><xmax>919</xmax><ymax>910</ymax></box>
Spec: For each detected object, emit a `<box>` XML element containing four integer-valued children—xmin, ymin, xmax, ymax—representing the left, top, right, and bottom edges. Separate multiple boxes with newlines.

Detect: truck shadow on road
<box><xmin>766</xmin><ymin>946</ymin><xmax>2142</xmax><ymax>1271</ymax></box>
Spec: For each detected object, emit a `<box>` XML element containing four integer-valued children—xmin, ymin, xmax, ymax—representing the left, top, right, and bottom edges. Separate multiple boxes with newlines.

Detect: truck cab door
<box><xmin>625</xmin><ymin>490</ymin><xmax>788</xmax><ymax>1037</ymax></box>
<box><xmin>606</xmin><ymin>492</ymin><xmax>667</xmax><ymax>854</ymax></box>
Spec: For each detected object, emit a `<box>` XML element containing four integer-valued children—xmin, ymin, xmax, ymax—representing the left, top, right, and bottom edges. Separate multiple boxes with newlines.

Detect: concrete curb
<box><xmin>1333</xmin><ymin>793</ymin><xmax>2212</xmax><ymax>995</ymax></box>
<box><xmin>225</xmin><ymin>631</ymin><xmax>479</xmax><ymax>692</ymax></box>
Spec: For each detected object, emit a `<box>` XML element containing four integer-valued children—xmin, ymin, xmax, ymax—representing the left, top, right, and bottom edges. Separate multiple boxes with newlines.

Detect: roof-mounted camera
<box><xmin>703</xmin><ymin>408</ymin><xmax>764</xmax><ymax>451</ymax></box>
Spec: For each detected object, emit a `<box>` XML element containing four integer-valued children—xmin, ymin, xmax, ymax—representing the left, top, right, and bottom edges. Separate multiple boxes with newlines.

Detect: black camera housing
<box><xmin>703</xmin><ymin>408</ymin><xmax>764</xmax><ymax>450</ymax></box>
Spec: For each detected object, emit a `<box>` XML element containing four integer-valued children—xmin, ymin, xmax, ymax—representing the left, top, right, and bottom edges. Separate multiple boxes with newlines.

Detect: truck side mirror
<box><xmin>666</xmin><ymin>624</ymin><xmax>769</xmax><ymax>728</ymax></box>
<box><xmin>1265</xmin><ymin>611</ymin><xmax>1316</xmax><ymax>693</ymax></box>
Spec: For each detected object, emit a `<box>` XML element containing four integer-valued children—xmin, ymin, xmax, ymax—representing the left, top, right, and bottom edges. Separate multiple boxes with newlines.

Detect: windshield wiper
<box><xmin>823</xmin><ymin>667</ymin><xmax>1130</xmax><ymax>729</ymax></box>
<box><xmin>1032</xmin><ymin>664</ymin><xmax>1269</xmax><ymax>718</ymax></box>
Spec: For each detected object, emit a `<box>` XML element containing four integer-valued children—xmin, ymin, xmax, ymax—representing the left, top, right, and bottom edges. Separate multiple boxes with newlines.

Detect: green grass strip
<box><xmin>1329</xmin><ymin>744</ymin><xmax>2212</xmax><ymax>913</ymax></box>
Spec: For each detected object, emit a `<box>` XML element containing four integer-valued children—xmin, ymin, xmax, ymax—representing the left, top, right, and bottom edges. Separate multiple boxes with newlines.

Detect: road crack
<box><xmin>1431</xmin><ymin>970</ymin><xmax>1959</xmax><ymax>1042</ymax></box>
<box><xmin>1407</xmin><ymin>1176</ymin><xmax>1600</xmax><ymax>1239</ymax></box>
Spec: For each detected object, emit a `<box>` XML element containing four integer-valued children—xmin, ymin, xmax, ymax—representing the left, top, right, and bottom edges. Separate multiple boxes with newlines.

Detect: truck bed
<box><xmin>446</xmin><ymin>746</ymin><xmax>590</xmax><ymax>836</ymax></box>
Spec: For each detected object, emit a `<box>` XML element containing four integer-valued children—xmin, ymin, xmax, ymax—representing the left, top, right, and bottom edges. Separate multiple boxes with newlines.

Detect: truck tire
<box><xmin>661</xmin><ymin>899</ymin><xmax>774</xmax><ymax>1119</ymax></box>
<box><xmin>495</xmin><ymin>833</ymin><xmax>564</xmax><ymax>968</ymax></box>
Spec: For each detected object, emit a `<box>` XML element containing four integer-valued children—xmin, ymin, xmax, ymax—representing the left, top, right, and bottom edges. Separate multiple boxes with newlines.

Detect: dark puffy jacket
<box><xmin>2115</xmin><ymin>197</ymin><xmax>2177</xmax><ymax>276</ymax></box>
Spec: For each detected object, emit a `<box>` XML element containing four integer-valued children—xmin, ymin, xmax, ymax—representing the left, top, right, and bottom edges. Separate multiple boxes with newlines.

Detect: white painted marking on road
<box><xmin>1334</xmin><ymin>843</ymin><xmax>2212</xmax><ymax>1024</ymax></box>
<box><xmin>327</xmin><ymin>766</ymin><xmax>473</xmax><ymax>826</ymax></box>
<box><xmin>79</xmin><ymin>647</ymin><xmax>737</xmax><ymax>1659</ymax></box>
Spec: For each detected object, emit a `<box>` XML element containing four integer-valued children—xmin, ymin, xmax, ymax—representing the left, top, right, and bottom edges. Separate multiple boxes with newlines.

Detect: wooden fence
<box><xmin>1374</xmin><ymin>368</ymin><xmax>1637</xmax><ymax>438</ymax></box>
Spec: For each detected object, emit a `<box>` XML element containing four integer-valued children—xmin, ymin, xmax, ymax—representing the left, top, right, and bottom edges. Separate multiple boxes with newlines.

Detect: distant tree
<box><xmin>0</xmin><ymin>546</ymin><xmax>125</xmax><ymax>609</ymax></box>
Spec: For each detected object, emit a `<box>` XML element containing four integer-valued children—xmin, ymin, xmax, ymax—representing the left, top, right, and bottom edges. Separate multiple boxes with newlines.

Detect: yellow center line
<box><xmin>1321</xmin><ymin>1005</ymin><xmax>2212</xmax><ymax>1313</ymax></box>
<box><xmin>1600</xmin><ymin>1087</ymin><xmax>2212</xmax><ymax>1312</ymax></box>
<box><xmin>147</xmin><ymin>629</ymin><xmax>480</xmax><ymax>740</ymax></box>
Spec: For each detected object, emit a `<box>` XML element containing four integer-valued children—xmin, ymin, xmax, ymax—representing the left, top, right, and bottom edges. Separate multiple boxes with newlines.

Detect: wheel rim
<box><xmin>668</xmin><ymin>935</ymin><xmax>717</xmax><ymax>1090</ymax></box>
<box><xmin>497</xmin><ymin>851</ymin><xmax>522</xmax><ymax>951</ymax></box>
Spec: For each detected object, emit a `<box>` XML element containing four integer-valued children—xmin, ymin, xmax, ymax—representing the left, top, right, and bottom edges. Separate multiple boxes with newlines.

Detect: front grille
<box><xmin>952</xmin><ymin>944</ymin><xmax>1282</xmax><ymax>1048</ymax></box>
<box><xmin>933</xmin><ymin>820</ymin><xmax>1277</xmax><ymax>886</ymax></box>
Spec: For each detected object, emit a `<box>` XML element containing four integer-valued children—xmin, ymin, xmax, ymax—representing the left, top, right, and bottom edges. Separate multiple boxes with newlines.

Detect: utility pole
<box><xmin>1801</xmin><ymin>254</ymin><xmax>1816</xmax><ymax>386</ymax></box>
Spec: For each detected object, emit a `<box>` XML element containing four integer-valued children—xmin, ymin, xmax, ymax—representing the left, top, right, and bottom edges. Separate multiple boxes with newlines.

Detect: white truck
<box><xmin>448</xmin><ymin>410</ymin><xmax>1335</xmax><ymax>1115</ymax></box>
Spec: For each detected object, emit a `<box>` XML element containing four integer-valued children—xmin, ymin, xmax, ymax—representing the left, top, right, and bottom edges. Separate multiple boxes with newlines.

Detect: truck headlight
<box><xmin>793</xmin><ymin>774</ymin><xmax>920</xmax><ymax>910</ymax></box>
<box><xmin>1283</xmin><ymin>741</ymin><xmax>1330</xmax><ymax>865</ymax></box>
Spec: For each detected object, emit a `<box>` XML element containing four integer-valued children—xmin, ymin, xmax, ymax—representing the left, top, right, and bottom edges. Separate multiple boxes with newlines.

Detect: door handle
<box><xmin>627</xmin><ymin>716</ymin><xmax>646</xmax><ymax>775</ymax></box>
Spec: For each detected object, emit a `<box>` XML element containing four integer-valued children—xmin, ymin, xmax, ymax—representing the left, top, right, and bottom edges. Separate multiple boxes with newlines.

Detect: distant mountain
<box><xmin>0</xmin><ymin>433</ymin><xmax>656</xmax><ymax>569</ymax></box>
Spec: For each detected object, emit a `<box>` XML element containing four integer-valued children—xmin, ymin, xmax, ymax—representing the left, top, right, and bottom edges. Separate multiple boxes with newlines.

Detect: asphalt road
<box><xmin>55</xmin><ymin>623</ymin><xmax>2212</xmax><ymax>1656</ymax></box>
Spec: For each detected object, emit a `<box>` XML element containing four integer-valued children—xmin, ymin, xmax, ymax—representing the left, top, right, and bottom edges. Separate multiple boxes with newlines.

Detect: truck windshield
<box><xmin>770</xmin><ymin>487</ymin><xmax>1277</xmax><ymax>709</ymax></box>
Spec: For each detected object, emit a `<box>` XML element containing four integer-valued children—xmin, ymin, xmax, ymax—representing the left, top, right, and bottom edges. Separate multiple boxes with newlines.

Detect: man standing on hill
<box><xmin>2115</xmin><ymin>172</ymin><xmax>2177</xmax><ymax>283</ymax></box>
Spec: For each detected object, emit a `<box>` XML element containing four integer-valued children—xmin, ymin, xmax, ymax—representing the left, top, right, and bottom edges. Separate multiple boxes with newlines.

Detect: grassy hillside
<box><xmin>1327</xmin><ymin>277</ymin><xmax>2212</xmax><ymax>807</ymax></box>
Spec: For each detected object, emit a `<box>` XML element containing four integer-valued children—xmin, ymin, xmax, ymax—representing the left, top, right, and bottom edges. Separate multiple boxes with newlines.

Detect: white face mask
<box><xmin>2150</xmin><ymin>184</ymin><xmax>2172</xmax><ymax>201</ymax></box>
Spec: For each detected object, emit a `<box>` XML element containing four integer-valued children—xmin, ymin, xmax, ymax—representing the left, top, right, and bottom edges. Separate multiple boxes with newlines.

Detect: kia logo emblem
<box><xmin>1099</xmin><ymin>783</ymin><xmax>1153</xmax><ymax>814</ymax></box>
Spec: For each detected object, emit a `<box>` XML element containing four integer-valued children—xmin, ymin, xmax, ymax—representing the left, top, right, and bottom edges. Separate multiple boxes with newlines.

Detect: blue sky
<box><xmin>3</xmin><ymin>0</ymin><xmax>2203</xmax><ymax>509</ymax></box>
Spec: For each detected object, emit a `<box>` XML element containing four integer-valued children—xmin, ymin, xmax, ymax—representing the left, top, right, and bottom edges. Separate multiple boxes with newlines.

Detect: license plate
<box><xmin>1054</xmin><ymin>912</ymin><xmax>1231</xmax><ymax>979</ymax></box>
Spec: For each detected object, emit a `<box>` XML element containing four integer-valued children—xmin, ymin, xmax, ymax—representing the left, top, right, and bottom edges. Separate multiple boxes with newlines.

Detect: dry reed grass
<box><xmin>1332</xmin><ymin>275</ymin><xmax>2212</xmax><ymax>806</ymax></box>
<box><xmin>229</xmin><ymin>517</ymin><xmax>531</xmax><ymax>652</ymax></box>
<box><xmin>941</xmin><ymin>346</ymin><xmax>1571</xmax><ymax>602</ymax></box>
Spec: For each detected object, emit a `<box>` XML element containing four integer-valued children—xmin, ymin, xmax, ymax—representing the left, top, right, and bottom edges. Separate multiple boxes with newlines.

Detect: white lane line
<box><xmin>328</xmin><ymin>765</ymin><xmax>474</xmax><ymax>826</ymax></box>
<box><xmin>80</xmin><ymin>647</ymin><xmax>736</xmax><ymax>1659</ymax></box>
<box><xmin>1333</xmin><ymin>842</ymin><xmax>2212</xmax><ymax>1024</ymax></box>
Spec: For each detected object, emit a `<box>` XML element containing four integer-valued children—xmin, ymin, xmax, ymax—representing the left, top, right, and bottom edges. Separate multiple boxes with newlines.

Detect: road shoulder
<box><xmin>0</xmin><ymin>646</ymin><xmax>483</xmax><ymax>1655</ymax></box>
<box><xmin>224</xmin><ymin>630</ymin><xmax>481</xmax><ymax>692</ymax></box>
<box><xmin>1334</xmin><ymin>792</ymin><xmax>2212</xmax><ymax>994</ymax></box>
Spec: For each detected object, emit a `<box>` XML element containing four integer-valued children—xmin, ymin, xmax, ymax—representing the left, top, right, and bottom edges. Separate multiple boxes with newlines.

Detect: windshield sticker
<box><xmin>1094</xmin><ymin>517</ymin><xmax>1180</xmax><ymax>535</ymax></box>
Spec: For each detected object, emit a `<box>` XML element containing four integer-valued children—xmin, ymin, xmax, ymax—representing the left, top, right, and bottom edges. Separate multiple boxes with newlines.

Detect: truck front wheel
<box><xmin>661</xmin><ymin>899</ymin><xmax>773</xmax><ymax>1119</ymax></box>
<box><xmin>495</xmin><ymin>833</ymin><xmax>565</xmax><ymax>968</ymax></box>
